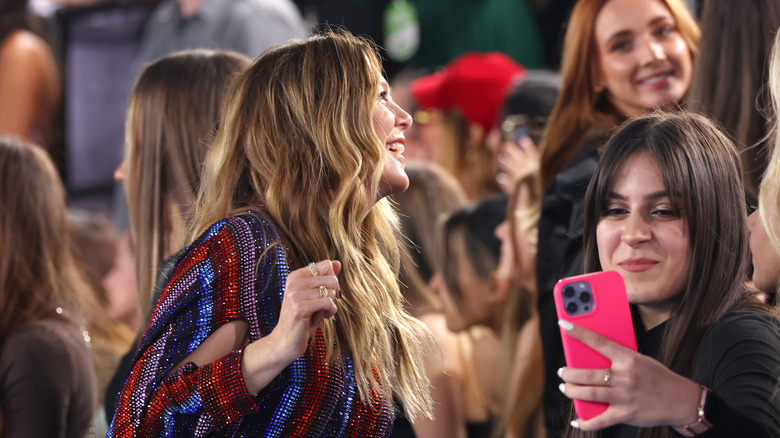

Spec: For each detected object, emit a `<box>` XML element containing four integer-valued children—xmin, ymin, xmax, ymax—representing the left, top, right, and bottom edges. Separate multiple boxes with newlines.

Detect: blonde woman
<box><xmin>748</xmin><ymin>30</ymin><xmax>780</xmax><ymax>305</ymax></box>
<box><xmin>108</xmin><ymin>32</ymin><xmax>433</xmax><ymax>436</ymax></box>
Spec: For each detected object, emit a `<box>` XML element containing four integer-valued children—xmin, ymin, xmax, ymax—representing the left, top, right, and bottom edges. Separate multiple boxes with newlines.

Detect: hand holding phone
<box><xmin>554</xmin><ymin>271</ymin><xmax>637</xmax><ymax>420</ymax></box>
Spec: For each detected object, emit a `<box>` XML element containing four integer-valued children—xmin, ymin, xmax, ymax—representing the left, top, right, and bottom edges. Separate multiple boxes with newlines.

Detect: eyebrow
<box><xmin>607</xmin><ymin>190</ymin><xmax>670</xmax><ymax>201</ymax></box>
<box><xmin>605</xmin><ymin>15</ymin><xmax>673</xmax><ymax>45</ymax></box>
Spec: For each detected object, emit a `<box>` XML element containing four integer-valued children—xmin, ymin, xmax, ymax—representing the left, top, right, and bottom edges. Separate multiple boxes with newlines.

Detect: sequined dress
<box><xmin>108</xmin><ymin>211</ymin><xmax>394</xmax><ymax>437</ymax></box>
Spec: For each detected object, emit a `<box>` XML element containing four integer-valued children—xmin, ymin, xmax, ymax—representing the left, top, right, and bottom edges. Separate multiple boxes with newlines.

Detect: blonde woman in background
<box><xmin>105</xmin><ymin>49</ymin><xmax>251</xmax><ymax>424</ymax></box>
<box><xmin>748</xmin><ymin>30</ymin><xmax>780</xmax><ymax>304</ymax></box>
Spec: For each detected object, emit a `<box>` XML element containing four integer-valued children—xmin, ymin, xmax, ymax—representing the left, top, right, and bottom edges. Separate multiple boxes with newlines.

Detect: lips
<box><xmin>619</xmin><ymin>258</ymin><xmax>658</xmax><ymax>273</ymax></box>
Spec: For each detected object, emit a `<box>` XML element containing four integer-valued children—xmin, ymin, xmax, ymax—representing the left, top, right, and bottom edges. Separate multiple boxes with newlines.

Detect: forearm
<box><xmin>240</xmin><ymin>333</ymin><xmax>296</xmax><ymax>396</ymax></box>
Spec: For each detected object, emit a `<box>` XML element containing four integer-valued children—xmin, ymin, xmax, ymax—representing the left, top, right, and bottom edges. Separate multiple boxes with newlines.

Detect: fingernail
<box><xmin>557</xmin><ymin>367</ymin><xmax>563</xmax><ymax>378</ymax></box>
<box><xmin>570</xmin><ymin>420</ymin><xmax>580</xmax><ymax>429</ymax></box>
<box><xmin>558</xmin><ymin>320</ymin><xmax>574</xmax><ymax>331</ymax></box>
<box><xmin>558</xmin><ymin>383</ymin><xmax>565</xmax><ymax>394</ymax></box>
<box><xmin>336</xmin><ymin>288</ymin><xmax>342</xmax><ymax>299</ymax></box>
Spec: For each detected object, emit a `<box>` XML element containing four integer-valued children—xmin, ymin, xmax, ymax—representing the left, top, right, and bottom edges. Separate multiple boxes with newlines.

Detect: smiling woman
<box><xmin>557</xmin><ymin>111</ymin><xmax>780</xmax><ymax>438</ymax></box>
<box><xmin>535</xmin><ymin>1</ymin><xmax>700</xmax><ymax>433</ymax></box>
<box><xmin>108</xmin><ymin>31</ymin><xmax>433</xmax><ymax>437</ymax></box>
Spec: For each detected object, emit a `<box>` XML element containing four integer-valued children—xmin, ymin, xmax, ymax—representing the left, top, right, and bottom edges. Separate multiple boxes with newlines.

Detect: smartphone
<box><xmin>553</xmin><ymin>270</ymin><xmax>637</xmax><ymax>420</ymax></box>
<box><xmin>501</xmin><ymin>114</ymin><xmax>530</xmax><ymax>144</ymax></box>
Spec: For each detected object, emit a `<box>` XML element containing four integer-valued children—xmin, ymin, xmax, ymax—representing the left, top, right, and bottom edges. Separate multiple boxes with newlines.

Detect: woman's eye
<box><xmin>651</xmin><ymin>208</ymin><xmax>679</xmax><ymax>218</ymax></box>
<box><xmin>603</xmin><ymin>207</ymin><xmax>628</xmax><ymax>217</ymax></box>
<box><xmin>378</xmin><ymin>90</ymin><xmax>389</xmax><ymax>101</ymax></box>
<box><xmin>655</xmin><ymin>25</ymin><xmax>674</xmax><ymax>37</ymax></box>
<box><xmin>610</xmin><ymin>40</ymin><xmax>631</xmax><ymax>52</ymax></box>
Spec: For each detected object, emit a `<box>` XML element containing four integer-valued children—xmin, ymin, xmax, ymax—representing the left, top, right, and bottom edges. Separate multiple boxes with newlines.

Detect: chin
<box><xmin>379</xmin><ymin>176</ymin><xmax>410</xmax><ymax>198</ymax></box>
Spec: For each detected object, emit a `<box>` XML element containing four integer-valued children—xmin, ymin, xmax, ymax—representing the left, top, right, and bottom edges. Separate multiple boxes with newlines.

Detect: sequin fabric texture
<box><xmin>108</xmin><ymin>212</ymin><xmax>394</xmax><ymax>437</ymax></box>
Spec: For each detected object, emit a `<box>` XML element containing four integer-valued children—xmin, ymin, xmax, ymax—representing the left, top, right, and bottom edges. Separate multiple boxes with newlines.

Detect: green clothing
<box><xmin>409</xmin><ymin>0</ymin><xmax>544</xmax><ymax>69</ymax></box>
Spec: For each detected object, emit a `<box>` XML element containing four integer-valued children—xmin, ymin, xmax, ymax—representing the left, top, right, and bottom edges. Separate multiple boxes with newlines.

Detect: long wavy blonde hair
<box><xmin>123</xmin><ymin>50</ymin><xmax>250</xmax><ymax>316</ymax></box>
<box><xmin>760</xmin><ymin>31</ymin><xmax>780</xmax><ymax>297</ymax></box>
<box><xmin>192</xmin><ymin>31</ymin><xmax>434</xmax><ymax>420</ymax></box>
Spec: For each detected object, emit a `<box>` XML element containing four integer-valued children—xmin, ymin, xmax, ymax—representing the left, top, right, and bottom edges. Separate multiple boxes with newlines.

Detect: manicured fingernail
<box><xmin>558</xmin><ymin>383</ymin><xmax>565</xmax><ymax>394</ymax></box>
<box><xmin>558</xmin><ymin>320</ymin><xmax>574</xmax><ymax>331</ymax></box>
<box><xmin>557</xmin><ymin>367</ymin><xmax>563</xmax><ymax>378</ymax></box>
<box><xmin>336</xmin><ymin>288</ymin><xmax>342</xmax><ymax>299</ymax></box>
<box><xmin>570</xmin><ymin>420</ymin><xmax>580</xmax><ymax>429</ymax></box>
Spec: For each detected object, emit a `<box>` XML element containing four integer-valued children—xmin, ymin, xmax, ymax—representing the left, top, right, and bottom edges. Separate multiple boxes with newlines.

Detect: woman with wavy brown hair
<box><xmin>108</xmin><ymin>31</ymin><xmax>433</xmax><ymax>436</ymax></box>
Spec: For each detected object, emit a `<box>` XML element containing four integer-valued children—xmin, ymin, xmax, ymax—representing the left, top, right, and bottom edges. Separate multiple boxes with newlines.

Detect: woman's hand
<box><xmin>242</xmin><ymin>260</ymin><xmax>341</xmax><ymax>394</ymax></box>
<box><xmin>557</xmin><ymin>320</ymin><xmax>701</xmax><ymax>431</ymax></box>
<box><xmin>496</xmin><ymin>136</ymin><xmax>539</xmax><ymax>194</ymax></box>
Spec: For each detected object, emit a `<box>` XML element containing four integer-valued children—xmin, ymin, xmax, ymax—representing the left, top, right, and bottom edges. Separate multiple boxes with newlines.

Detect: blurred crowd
<box><xmin>1</xmin><ymin>1</ymin><xmax>780</xmax><ymax>438</ymax></box>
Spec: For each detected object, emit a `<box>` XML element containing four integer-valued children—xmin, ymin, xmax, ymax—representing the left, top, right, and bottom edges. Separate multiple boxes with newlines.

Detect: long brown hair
<box><xmin>689</xmin><ymin>0</ymin><xmax>780</xmax><ymax>199</ymax></box>
<box><xmin>0</xmin><ymin>136</ymin><xmax>97</xmax><ymax>340</ymax></box>
<box><xmin>538</xmin><ymin>0</ymin><xmax>699</xmax><ymax>191</ymax></box>
<box><xmin>192</xmin><ymin>31</ymin><xmax>434</xmax><ymax>420</ymax></box>
<box><xmin>123</xmin><ymin>49</ymin><xmax>250</xmax><ymax>316</ymax></box>
<box><xmin>580</xmin><ymin>112</ymin><xmax>767</xmax><ymax>438</ymax></box>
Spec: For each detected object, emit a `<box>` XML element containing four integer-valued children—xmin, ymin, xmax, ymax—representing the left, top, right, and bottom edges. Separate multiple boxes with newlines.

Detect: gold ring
<box><xmin>603</xmin><ymin>368</ymin><xmax>612</xmax><ymax>387</ymax></box>
<box><xmin>319</xmin><ymin>285</ymin><xmax>328</xmax><ymax>298</ymax></box>
<box><xmin>308</xmin><ymin>262</ymin><xmax>318</xmax><ymax>277</ymax></box>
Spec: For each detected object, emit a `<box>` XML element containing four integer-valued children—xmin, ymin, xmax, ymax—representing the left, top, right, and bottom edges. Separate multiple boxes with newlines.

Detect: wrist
<box><xmin>240</xmin><ymin>335</ymin><xmax>291</xmax><ymax>396</ymax></box>
<box><xmin>672</xmin><ymin>385</ymin><xmax>713</xmax><ymax>437</ymax></box>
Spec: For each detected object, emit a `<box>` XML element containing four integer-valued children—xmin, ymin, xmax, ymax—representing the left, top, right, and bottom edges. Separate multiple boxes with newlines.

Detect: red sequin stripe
<box><xmin>342</xmin><ymin>366</ymin><xmax>393</xmax><ymax>437</ymax></box>
<box><xmin>199</xmin><ymin>346</ymin><xmax>260</xmax><ymax>426</ymax></box>
<box><xmin>208</xmin><ymin>229</ymin><xmax>244</xmax><ymax>325</ymax></box>
<box><xmin>280</xmin><ymin>330</ymin><xmax>332</xmax><ymax>436</ymax></box>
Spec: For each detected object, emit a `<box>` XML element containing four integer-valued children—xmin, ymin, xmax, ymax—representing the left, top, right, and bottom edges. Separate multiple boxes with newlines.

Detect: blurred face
<box><xmin>101</xmin><ymin>232</ymin><xmax>141</xmax><ymax>330</ymax></box>
<box><xmin>404</xmin><ymin>110</ymin><xmax>444</xmax><ymax>162</ymax></box>
<box><xmin>594</xmin><ymin>0</ymin><xmax>693</xmax><ymax>118</ymax></box>
<box><xmin>596</xmin><ymin>152</ymin><xmax>691</xmax><ymax>328</ymax></box>
<box><xmin>431</xmin><ymin>240</ymin><xmax>493</xmax><ymax>332</ymax></box>
<box><xmin>495</xmin><ymin>183</ymin><xmax>535</xmax><ymax>286</ymax></box>
<box><xmin>748</xmin><ymin>208</ymin><xmax>780</xmax><ymax>294</ymax></box>
<box><xmin>374</xmin><ymin>74</ymin><xmax>413</xmax><ymax>200</ymax></box>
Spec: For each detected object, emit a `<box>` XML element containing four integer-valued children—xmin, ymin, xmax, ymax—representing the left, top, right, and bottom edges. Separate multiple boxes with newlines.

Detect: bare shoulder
<box><xmin>0</xmin><ymin>30</ymin><xmax>55</xmax><ymax>63</ymax></box>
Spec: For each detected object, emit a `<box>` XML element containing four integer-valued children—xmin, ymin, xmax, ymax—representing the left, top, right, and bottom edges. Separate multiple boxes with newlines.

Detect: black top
<box><xmin>602</xmin><ymin>308</ymin><xmax>780</xmax><ymax>438</ymax></box>
<box><xmin>536</xmin><ymin>142</ymin><xmax>602</xmax><ymax>438</ymax></box>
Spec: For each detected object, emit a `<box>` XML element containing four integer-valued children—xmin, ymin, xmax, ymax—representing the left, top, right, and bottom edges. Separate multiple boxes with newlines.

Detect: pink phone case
<box><xmin>553</xmin><ymin>270</ymin><xmax>637</xmax><ymax>420</ymax></box>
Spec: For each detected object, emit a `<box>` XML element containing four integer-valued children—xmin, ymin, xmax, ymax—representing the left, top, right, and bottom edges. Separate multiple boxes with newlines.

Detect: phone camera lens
<box><xmin>579</xmin><ymin>291</ymin><xmax>591</xmax><ymax>303</ymax></box>
<box><xmin>564</xmin><ymin>286</ymin><xmax>575</xmax><ymax>298</ymax></box>
<box><xmin>566</xmin><ymin>302</ymin><xmax>578</xmax><ymax>314</ymax></box>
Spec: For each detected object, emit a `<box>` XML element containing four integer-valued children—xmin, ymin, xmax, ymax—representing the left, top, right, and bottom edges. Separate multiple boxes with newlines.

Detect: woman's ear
<box><xmin>488</xmin><ymin>272</ymin><xmax>510</xmax><ymax>304</ymax></box>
